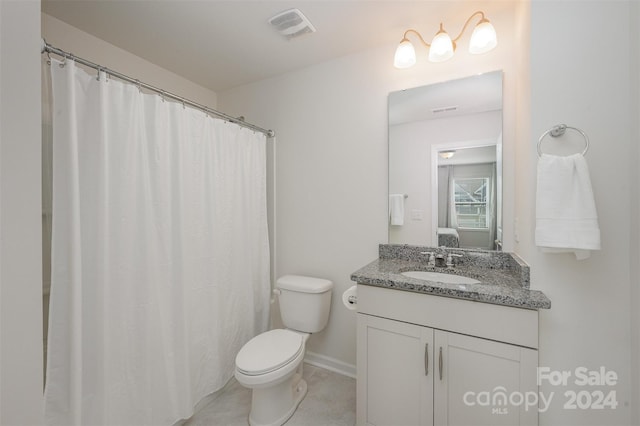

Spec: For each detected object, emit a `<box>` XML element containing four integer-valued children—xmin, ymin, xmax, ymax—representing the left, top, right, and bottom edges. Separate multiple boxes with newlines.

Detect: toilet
<box><xmin>235</xmin><ymin>275</ymin><xmax>333</xmax><ymax>426</ymax></box>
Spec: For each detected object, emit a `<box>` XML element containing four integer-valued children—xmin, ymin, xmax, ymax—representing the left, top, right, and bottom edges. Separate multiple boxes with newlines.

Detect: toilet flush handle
<box><xmin>270</xmin><ymin>288</ymin><xmax>281</xmax><ymax>304</ymax></box>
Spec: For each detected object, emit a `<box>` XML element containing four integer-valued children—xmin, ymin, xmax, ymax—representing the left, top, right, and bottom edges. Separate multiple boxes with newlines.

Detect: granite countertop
<box><xmin>350</xmin><ymin>244</ymin><xmax>551</xmax><ymax>310</ymax></box>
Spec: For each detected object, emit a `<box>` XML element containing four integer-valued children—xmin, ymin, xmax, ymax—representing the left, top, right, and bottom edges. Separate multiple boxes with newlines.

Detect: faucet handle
<box><xmin>446</xmin><ymin>253</ymin><xmax>464</xmax><ymax>267</ymax></box>
<box><xmin>420</xmin><ymin>251</ymin><xmax>436</xmax><ymax>266</ymax></box>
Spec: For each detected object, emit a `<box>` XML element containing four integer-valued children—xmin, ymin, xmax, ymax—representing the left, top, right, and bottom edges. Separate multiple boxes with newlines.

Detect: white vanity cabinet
<box><xmin>357</xmin><ymin>315</ymin><xmax>434</xmax><ymax>425</ymax></box>
<box><xmin>356</xmin><ymin>285</ymin><xmax>539</xmax><ymax>426</ymax></box>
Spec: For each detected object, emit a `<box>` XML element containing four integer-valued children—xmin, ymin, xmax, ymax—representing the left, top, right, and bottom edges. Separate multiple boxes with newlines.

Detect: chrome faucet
<box><xmin>421</xmin><ymin>248</ymin><xmax>449</xmax><ymax>267</ymax></box>
<box><xmin>422</xmin><ymin>247</ymin><xmax>464</xmax><ymax>268</ymax></box>
<box><xmin>433</xmin><ymin>247</ymin><xmax>450</xmax><ymax>267</ymax></box>
<box><xmin>420</xmin><ymin>251</ymin><xmax>436</xmax><ymax>267</ymax></box>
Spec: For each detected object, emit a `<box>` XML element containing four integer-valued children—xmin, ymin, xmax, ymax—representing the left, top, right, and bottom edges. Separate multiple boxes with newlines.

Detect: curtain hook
<box><xmin>59</xmin><ymin>53</ymin><xmax>67</xmax><ymax>68</ymax></box>
<box><xmin>160</xmin><ymin>90</ymin><xmax>166</xmax><ymax>102</ymax></box>
<box><xmin>135</xmin><ymin>79</ymin><xmax>142</xmax><ymax>93</ymax></box>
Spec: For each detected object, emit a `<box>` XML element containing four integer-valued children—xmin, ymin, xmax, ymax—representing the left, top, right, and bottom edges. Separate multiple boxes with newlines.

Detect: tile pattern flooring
<box><xmin>184</xmin><ymin>364</ymin><xmax>356</xmax><ymax>426</ymax></box>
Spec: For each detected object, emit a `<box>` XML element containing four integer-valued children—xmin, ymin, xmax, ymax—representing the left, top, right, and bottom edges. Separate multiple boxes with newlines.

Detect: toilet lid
<box><xmin>236</xmin><ymin>329</ymin><xmax>303</xmax><ymax>376</ymax></box>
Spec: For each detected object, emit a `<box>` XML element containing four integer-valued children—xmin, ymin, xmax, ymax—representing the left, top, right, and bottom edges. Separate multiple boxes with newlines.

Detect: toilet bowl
<box><xmin>234</xmin><ymin>275</ymin><xmax>333</xmax><ymax>426</ymax></box>
<box><xmin>235</xmin><ymin>329</ymin><xmax>309</xmax><ymax>426</ymax></box>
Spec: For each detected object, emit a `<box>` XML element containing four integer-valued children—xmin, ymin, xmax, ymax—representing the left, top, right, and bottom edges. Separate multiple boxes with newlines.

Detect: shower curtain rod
<box><xmin>41</xmin><ymin>39</ymin><xmax>275</xmax><ymax>138</ymax></box>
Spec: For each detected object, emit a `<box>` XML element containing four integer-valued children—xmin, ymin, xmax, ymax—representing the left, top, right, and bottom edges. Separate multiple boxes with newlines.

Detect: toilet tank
<box><xmin>276</xmin><ymin>275</ymin><xmax>333</xmax><ymax>333</ymax></box>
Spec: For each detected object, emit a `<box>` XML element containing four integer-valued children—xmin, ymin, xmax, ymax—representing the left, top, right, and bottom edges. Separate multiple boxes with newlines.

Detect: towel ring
<box><xmin>537</xmin><ymin>124</ymin><xmax>589</xmax><ymax>157</ymax></box>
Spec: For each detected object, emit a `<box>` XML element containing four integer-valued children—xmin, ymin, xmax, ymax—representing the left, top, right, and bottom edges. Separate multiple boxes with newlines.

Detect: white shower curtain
<box><xmin>44</xmin><ymin>60</ymin><xmax>271</xmax><ymax>425</ymax></box>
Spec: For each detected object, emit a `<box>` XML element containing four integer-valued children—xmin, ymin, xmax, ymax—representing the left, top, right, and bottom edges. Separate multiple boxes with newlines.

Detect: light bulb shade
<box><xmin>439</xmin><ymin>150</ymin><xmax>456</xmax><ymax>159</ymax></box>
<box><xmin>428</xmin><ymin>31</ymin><xmax>454</xmax><ymax>63</ymax></box>
<box><xmin>469</xmin><ymin>20</ymin><xmax>497</xmax><ymax>54</ymax></box>
<box><xmin>394</xmin><ymin>39</ymin><xmax>416</xmax><ymax>69</ymax></box>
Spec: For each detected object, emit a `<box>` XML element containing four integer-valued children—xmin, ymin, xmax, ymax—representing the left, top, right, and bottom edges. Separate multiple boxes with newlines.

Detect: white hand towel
<box><xmin>389</xmin><ymin>194</ymin><xmax>405</xmax><ymax>226</ymax></box>
<box><xmin>535</xmin><ymin>153</ymin><xmax>600</xmax><ymax>260</ymax></box>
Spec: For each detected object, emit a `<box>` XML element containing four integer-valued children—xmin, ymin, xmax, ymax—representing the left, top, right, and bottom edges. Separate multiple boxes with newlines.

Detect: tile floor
<box><xmin>183</xmin><ymin>364</ymin><xmax>356</xmax><ymax>426</ymax></box>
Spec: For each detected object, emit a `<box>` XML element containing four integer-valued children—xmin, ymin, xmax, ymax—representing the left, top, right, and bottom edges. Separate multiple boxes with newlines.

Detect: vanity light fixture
<box><xmin>439</xmin><ymin>150</ymin><xmax>456</xmax><ymax>159</ymax></box>
<box><xmin>393</xmin><ymin>11</ymin><xmax>497</xmax><ymax>68</ymax></box>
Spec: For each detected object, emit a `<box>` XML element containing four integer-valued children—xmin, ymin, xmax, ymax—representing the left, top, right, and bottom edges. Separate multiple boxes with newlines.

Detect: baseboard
<box><xmin>304</xmin><ymin>350</ymin><xmax>356</xmax><ymax>379</ymax></box>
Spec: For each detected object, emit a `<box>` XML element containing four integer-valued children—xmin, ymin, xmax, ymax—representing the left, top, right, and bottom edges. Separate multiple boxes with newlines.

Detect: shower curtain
<box><xmin>44</xmin><ymin>60</ymin><xmax>271</xmax><ymax>425</ymax></box>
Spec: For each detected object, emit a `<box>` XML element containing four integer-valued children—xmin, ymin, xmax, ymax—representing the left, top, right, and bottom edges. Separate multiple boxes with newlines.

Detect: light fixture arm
<box><xmin>451</xmin><ymin>11</ymin><xmax>487</xmax><ymax>44</ymax></box>
<box><xmin>400</xmin><ymin>28</ymin><xmax>431</xmax><ymax>48</ymax></box>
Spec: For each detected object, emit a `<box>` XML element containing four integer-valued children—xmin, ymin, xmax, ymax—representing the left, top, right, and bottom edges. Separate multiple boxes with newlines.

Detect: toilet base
<box><xmin>248</xmin><ymin>373</ymin><xmax>308</xmax><ymax>426</ymax></box>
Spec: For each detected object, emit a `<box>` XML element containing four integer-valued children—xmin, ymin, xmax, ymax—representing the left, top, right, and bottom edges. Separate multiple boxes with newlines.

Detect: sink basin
<box><xmin>401</xmin><ymin>270</ymin><xmax>481</xmax><ymax>285</ymax></box>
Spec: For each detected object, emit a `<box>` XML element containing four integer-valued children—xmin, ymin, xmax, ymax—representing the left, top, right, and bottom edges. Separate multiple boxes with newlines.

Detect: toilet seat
<box><xmin>236</xmin><ymin>329</ymin><xmax>303</xmax><ymax>376</ymax></box>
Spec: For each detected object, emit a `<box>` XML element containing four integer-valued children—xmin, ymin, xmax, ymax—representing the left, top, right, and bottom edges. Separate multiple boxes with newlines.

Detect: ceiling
<box><xmin>388</xmin><ymin>70</ymin><xmax>502</xmax><ymax>126</ymax></box>
<box><xmin>42</xmin><ymin>0</ymin><xmax>506</xmax><ymax>92</ymax></box>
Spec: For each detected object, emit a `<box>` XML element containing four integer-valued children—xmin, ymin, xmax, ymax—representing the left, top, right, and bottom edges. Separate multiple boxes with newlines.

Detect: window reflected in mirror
<box><xmin>437</xmin><ymin>145</ymin><xmax>498</xmax><ymax>249</ymax></box>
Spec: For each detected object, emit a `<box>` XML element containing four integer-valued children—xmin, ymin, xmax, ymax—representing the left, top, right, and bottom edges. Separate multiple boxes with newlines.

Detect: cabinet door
<box><xmin>357</xmin><ymin>314</ymin><xmax>434</xmax><ymax>426</ymax></box>
<box><xmin>433</xmin><ymin>330</ymin><xmax>538</xmax><ymax>426</ymax></box>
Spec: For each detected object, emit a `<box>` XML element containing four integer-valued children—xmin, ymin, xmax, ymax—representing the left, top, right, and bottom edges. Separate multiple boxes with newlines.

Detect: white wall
<box><xmin>42</xmin><ymin>13</ymin><xmax>218</xmax><ymax>108</ymax></box>
<box><xmin>218</xmin><ymin>3</ymin><xmax>524</xmax><ymax>373</ymax></box>
<box><xmin>0</xmin><ymin>0</ymin><xmax>44</xmax><ymax>424</ymax></box>
<box><xmin>524</xmin><ymin>1</ymin><xmax>634</xmax><ymax>424</ymax></box>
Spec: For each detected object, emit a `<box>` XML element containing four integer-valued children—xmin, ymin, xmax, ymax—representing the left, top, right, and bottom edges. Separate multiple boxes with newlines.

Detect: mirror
<box><xmin>388</xmin><ymin>71</ymin><xmax>503</xmax><ymax>250</ymax></box>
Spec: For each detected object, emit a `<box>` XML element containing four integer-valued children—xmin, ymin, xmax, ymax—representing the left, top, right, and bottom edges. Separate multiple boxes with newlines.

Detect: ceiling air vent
<box><xmin>432</xmin><ymin>105</ymin><xmax>459</xmax><ymax>114</ymax></box>
<box><xmin>268</xmin><ymin>8</ymin><xmax>316</xmax><ymax>40</ymax></box>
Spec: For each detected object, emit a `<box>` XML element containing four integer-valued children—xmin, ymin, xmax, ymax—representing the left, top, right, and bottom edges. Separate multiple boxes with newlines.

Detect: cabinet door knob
<box><xmin>424</xmin><ymin>343</ymin><xmax>429</xmax><ymax>376</ymax></box>
<box><xmin>439</xmin><ymin>346</ymin><xmax>443</xmax><ymax>381</ymax></box>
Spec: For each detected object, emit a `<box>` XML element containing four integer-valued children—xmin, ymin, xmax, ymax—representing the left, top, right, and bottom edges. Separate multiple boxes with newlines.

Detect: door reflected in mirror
<box><xmin>434</xmin><ymin>143</ymin><xmax>501</xmax><ymax>250</ymax></box>
<box><xmin>388</xmin><ymin>71</ymin><xmax>503</xmax><ymax>250</ymax></box>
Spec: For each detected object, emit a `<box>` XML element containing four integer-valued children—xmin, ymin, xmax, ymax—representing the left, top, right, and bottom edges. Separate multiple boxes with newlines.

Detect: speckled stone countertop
<box><xmin>350</xmin><ymin>244</ymin><xmax>551</xmax><ymax>310</ymax></box>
